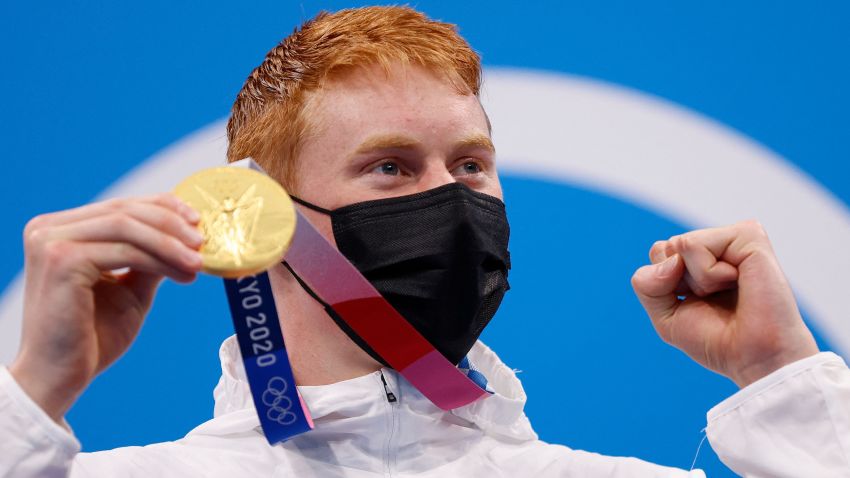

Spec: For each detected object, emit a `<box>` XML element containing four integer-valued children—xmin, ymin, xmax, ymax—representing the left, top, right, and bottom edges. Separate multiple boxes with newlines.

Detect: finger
<box><xmin>26</xmin><ymin>194</ymin><xmax>199</xmax><ymax>233</ymax></box>
<box><xmin>664</xmin><ymin>229</ymin><xmax>735</xmax><ymax>261</ymax></box>
<box><xmin>43</xmin><ymin>215</ymin><xmax>202</xmax><ymax>274</ymax></box>
<box><xmin>649</xmin><ymin>240</ymin><xmax>669</xmax><ymax>264</ymax></box>
<box><xmin>56</xmin><ymin>200</ymin><xmax>203</xmax><ymax>251</ymax></box>
<box><xmin>721</xmin><ymin>220</ymin><xmax>775</xmax><ymax>265</ymax></box>
<box><xmin>151</xmin><ymin>193</ymin><xmax>201</xmax><ymax>224</ymax></box>
<box><xmin>116</xmin><ymin>201</ymin><xmax>203</xmax><ymax>249</ymax></box>
<box><xmin>74</xmin><ymin>241</ymin><xmax>197</xmax><ymax>284</ymax></box>
<box><xmin>631</xmin><ymin>254</ymin><xmax>686</xmax><ymax>344</ymax></box>
<box><xmin>668</xmin><ymin>233</ymin><xmax>739</xmax><ymax>297</ymax></box>
<box><xmin>666</xmin><ymin>222</ymin><xmax>772</xmax><ymax>267</ymax></box>
<box><xmin>651</xmin><ymin>240</ymin><xmax>691</xmax><ymax>295</ymax></box>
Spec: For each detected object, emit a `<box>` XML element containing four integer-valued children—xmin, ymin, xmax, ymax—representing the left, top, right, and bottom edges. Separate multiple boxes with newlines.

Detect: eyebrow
<box><xmin>353</xmin><ymin>133</ymin><xmax>496</xmax><ymax>155</ymax></box>
<box><xmin>354</xmin><ymin>134</ymin><xmax>420</xmax><ymax>154</ymax></box>
<box><xmin>457</xmin><ymin>134</ymin><xmax>496</xmax><ymax>154</ymax></box>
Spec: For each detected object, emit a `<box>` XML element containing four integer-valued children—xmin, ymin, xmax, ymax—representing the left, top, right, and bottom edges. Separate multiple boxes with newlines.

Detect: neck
<box><xmin>268</xmin><ymin>263</ymin><xmax>382</xmax><ymax>386</ymax></box>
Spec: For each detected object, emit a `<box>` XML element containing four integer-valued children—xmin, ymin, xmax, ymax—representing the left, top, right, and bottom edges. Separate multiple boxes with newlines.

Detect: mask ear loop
<box><xmin>290</xmin><ymin>195</ymin><xmax>333</xmax><ymax>215</ymax></box>
<box><xmin>281</xmin><ymin>260</ymin><xmax>389</xmax><ymax>367</ymax></box>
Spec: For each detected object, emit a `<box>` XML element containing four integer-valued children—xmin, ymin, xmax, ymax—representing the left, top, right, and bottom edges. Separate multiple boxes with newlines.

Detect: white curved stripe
<box><xmin>481</xmin><ymin>68</ymin><xmax>850</xmax><ymax>354</ymax></box>
<box><xmin>1</xmin><ymin>69</ymin><xmax>848</xmax><ymax>365</ymax></box>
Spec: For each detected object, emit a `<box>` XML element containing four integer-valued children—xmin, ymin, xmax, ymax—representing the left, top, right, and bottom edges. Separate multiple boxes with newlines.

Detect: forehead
<box><xmin>303</xmin><ymin>63</ymin><xmax>490</xmax><ymax>140</ymax></box>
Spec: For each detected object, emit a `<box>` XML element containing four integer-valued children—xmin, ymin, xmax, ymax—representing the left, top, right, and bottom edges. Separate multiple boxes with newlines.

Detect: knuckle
<box><xmin>740</xmin><ymin>219</ymin><xmax>767</xmax><ymax>236</ymax></box>
<box><xmin>24</xmin><ymin>215</ymin><xmax>44</xmax><ymax>236</ymax></box>
<box><xmin>676</xmin><ymin>233</ymin><xmax>695</xmax><ymax>251</ymax></box>
<box><xmin>106</xmin><ymin>213</ymin><xmax>133</xmax><ymax>231</ymax></box>
<box><xmin>747</xmin><ymin>241</ymin><xmax>773</xmax><ymax>258</ymax></box>
<box><xmin>154</xmin><ymin>210</ymin><xmax>179</xmax><ymax>232</ymax></box>
<box><xmin>23</xmin><ymin>217</ymin><xmax>48</xmax><ymax>249</ymax></box>
<box><xmin>669</xmin><ymin>234</ymin><xmax>688</xmax><ymax>252</ymax></box>
<box><xmin>112</xmin><ymin>241</ymin><xmax>130</xmax><ymax>257</ymax></box>
<box><xmin>103</xmin><ymin>197</ymin><xmax>127</xmax><ymax>212</ymax></box>
<box><xmin>155</xmin><ymin>192</ymin><xmax>180</xmax><ymax>208</ymax></box>
<box><xmin>162</xmin><ymin>236</ymin><xmax>183</xmax><ymax>257</ymax></box>
<box><xmin>116</xmin><ymin>243</ymin><xmax>142</xmax><ymax>265</ymax></box>
<box><xmin>42</xmin><ymin>240</ymin><xmax>77</xmax><ymax>265</ymax></box>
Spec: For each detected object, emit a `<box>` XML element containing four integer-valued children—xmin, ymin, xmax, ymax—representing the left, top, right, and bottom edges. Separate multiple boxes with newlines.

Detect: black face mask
<box><xmin>288</xmin><ymin>182</ymin><xmax>511</xmax><ymax>366</ymax></box>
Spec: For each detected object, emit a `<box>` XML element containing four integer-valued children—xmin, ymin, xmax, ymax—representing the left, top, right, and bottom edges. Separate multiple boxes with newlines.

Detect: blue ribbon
<box><xmin>223</xmin><ymin>272</ymin><xmax>313</xmax><ymax>444</ymax></box>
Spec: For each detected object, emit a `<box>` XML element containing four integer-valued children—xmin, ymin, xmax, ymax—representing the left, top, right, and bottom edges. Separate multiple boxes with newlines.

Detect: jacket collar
<box><xmin>208</xmin><ymin>335</ymin><xmax>537</xmax><ymax>442</ymax></box>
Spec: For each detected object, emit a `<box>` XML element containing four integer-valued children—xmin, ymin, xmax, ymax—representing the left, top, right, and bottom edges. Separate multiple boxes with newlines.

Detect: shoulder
<box><xmin>486</xmin><ymin>439</ymin><xmax>703</xmax><ymax>477</ymax></box>
<box><xmin>72</xmin><ymin>419</ymin><xmax>273</xmax><ymax>477</ymax></box>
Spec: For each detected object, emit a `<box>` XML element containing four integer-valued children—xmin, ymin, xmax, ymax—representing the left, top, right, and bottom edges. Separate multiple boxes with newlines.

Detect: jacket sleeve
<box><xmin>706</xmin><ymin>352</ymin><xmax>850</xmax><ymax>477</ymax></box>
<box><xmin>0</xmin><ymin>365</ymin><xmax>81</xmax><ymax>478</ymax></box>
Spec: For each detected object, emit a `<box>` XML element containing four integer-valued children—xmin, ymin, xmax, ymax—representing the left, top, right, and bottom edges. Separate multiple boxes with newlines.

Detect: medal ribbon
<box><xmin>223</xmin><ymin>273</ymin><xmax>314</xmax><ymax>444</ymax></box>
<box><xmin>283</xmin><ymin>209</ymin><xmax>490</xmax><ymax>410</ymax></box>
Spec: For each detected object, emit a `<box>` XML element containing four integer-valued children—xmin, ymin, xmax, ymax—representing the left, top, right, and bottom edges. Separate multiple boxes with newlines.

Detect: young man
<box><xmin>2</xmin><ymin>6</ymin><xmax>848</xmax><ymax>477</ymax></box>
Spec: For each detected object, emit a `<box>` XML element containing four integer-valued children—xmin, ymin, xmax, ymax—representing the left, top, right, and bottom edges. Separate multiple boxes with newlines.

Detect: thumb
<box><xmin>631</xmin><ymin>253</ymin><xmax>685</xmax><ymax>343</ymax></box>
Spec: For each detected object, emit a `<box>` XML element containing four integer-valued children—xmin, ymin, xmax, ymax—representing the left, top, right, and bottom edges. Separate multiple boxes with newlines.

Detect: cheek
<box><xmin>487</xmin><ymin>174</ymin><xmax>504</xmax><ymax>201</ymax></box>
<box><xmin>297</xmin><ymin>208</ymin><xmax>338</xmax><ymax>249</ymax></box>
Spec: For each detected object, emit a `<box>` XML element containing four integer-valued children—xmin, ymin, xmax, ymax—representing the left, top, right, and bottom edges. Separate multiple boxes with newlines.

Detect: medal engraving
<box><xmin>195</xmin><ymin>183</ymin><xmax>263</xmax><ymax>267</ymax></box>
<box><xmin>174</xmin><ymin>167</ymin><xmax>296</xmax><ymax>277</ymax></box>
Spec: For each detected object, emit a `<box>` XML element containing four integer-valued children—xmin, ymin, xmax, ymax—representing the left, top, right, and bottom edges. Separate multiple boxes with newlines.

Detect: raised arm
<box><xmin>1</xmin><ymin>194</ymin><xmax>202</xmax><ymax>477</ymax></box>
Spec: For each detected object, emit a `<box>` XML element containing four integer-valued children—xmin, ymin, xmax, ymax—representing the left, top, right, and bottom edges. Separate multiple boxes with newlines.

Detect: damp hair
<box><xmin>226</xmin><ymin>6</ymin><xmax>482</xmax><ymax>190</ymax></box>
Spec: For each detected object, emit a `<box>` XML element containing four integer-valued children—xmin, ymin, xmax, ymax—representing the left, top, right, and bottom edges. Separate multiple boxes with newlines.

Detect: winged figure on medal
<box><xmin>194</xmin><ymin>184</ymin><xmax>264</xmax><ymax>267</ymax></box>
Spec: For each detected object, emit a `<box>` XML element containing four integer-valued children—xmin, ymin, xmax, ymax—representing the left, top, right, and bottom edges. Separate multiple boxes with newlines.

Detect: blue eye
<box><xmin>454</xmin><ymin>161</ymin><xmax>482</xmax><ymax>176</ymax></box>
<box><xmin>370</xmin><ymin>162</ymin><xmax>400</xmax><ymax>176</ymax></box>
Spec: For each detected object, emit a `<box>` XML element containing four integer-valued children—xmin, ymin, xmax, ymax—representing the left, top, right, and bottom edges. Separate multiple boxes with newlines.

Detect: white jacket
<box><xmin>1</xmin><ymin>337</ymin><xmax>848</xmax><ymax>477</ymax></box>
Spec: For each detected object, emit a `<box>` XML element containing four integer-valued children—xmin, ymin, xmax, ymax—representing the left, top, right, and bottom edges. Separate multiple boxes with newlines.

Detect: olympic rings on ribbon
<box><xmin>262</xmin><ymin>376</ymin><xmax>298</xmax><ymax>426</ymax></box>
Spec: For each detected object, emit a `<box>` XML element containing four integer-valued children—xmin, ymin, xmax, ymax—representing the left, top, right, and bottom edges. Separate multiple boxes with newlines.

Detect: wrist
<box><xmin>732</xmin><ymin>340</ymin><xmax>820</xmax><ymax>388</ymax></box>
<box><xmin>8</xmin><ymin>356</ymin><xmax>87</xmax><ymax>423</ymax></box>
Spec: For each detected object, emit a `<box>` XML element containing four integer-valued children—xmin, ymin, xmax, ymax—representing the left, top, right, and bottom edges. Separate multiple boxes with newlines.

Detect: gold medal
<box><xmin>173</xmin><ymin>167</ymin><xmax>296</xmax><ymax>278</ymax></box>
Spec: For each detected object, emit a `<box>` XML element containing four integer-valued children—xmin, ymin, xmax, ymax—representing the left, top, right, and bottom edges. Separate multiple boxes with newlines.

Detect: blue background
<box><xmin>2</xmin><ymin>2</ymin><xmax>849</xmax><ymax>476</ymax></box>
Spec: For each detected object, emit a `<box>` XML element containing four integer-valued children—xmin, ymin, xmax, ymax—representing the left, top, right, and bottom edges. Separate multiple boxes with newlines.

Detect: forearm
<box><xmin>8</xmin><ymin>353</ymin><xmax>89</xmax><ymax>424</ymax></box>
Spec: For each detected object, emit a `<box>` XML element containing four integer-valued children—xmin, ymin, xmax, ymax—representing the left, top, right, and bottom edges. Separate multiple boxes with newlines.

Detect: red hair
<box><xmin>226</xmin><ymin>6</ymin><xmax>482</xmax><ymax>189</ymax></box>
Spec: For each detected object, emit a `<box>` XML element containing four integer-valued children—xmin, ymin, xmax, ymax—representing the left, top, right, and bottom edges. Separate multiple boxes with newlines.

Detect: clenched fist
<box><xmin>631</xmin><ymin>220</ymin><xmax>819</xmax><ymax>388</ymax></box>
<box><xmin>9</xmin><ymin>194</ymin><xmax>204</xmax><ymax>422</ymax></box>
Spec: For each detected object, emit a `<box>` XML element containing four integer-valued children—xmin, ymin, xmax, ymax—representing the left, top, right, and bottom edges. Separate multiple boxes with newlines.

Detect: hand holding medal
<box><xmin>10</xmin><ymin>192</ymin><xmax>204</xmax><ymax>423</ymax></box>
<box><xmin>8</xmin><ymin>158</ymin><xmax>303</xmax><ymax>434</ymax></box>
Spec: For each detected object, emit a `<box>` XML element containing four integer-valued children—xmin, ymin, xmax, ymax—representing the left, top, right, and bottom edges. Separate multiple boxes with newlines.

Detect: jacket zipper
<box><xmin>380</xmin><ymin>371</ymin><xmax>397</xmax><ymax>403</ymax></box>
<box><xmin>379</xmin><ymin>370</ymin><xmax>398</xmax><ymax>478</ymax></box>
